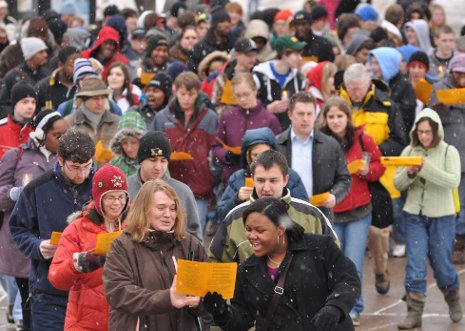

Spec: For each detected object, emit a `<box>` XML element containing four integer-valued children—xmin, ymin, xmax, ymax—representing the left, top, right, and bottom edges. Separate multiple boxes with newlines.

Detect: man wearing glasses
<box><xmin>10</xmin><ymin>130</ymin><xmax>95</xmax><ymax>331</ymax></box>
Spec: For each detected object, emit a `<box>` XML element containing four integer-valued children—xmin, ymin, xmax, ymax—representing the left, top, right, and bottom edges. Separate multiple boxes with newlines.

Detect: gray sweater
<box><xmin>128</xmin><ymin>171</ymin><xmax>203</xmax><ymax>241</ymax></box>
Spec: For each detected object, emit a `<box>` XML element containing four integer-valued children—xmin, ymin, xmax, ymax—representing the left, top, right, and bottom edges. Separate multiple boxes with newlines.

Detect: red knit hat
<box><xmin>274</xmin><ymin>9</ymin><xmax>293</xmax><ymax>23</ymax></box>
<box><xmin>92</xmin><ymin>164</ymin><xmax>129</xmax><ymax>216</ymax></box>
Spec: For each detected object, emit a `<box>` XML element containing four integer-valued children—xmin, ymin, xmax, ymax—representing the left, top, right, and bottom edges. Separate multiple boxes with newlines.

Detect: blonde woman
<box><xmin>103</xmin><ymin>179</ymin><xmax>207</xmax><ymax>330</ymax></box>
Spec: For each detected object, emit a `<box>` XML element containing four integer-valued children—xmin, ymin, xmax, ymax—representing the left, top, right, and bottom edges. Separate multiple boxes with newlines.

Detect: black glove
<box><xmin>225</xmin><ymin>151</ymin><xmax>241</xmax><ymax>165</ymax></box>
<box><xmin>77</xmin><ymin>251</ymin><xmax>106</xmax><ymax>273</ymax></box>
<box><xmin>310</xmin><ymin>305</ymin><xmax>341</xmax><ymax>331</ymax></box>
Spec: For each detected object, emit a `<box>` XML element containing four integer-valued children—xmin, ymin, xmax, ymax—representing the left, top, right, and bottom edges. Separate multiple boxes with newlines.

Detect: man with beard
<box><xmin>291</xmin><ymin>10</ymin><xmax>334</xmax><ymax>63</ymax></box>
<box><xmin>81</xmin><ymin>26</ymin><xmax>128</xmax><ymax>81</ymax></box>
<box><xmin>0</xmin><ymin>37</ymin><xmax>49</xmax><ymax>118</ymax></box>
<box><xmin>35</xmin><ymin>47</ymin><xmax>80</xmax><ymax>112</ymax></box>
<box><xmin>187</xmin><ymin>7</ymin><xmax>236</xmax><ymax>73</ymax></box>
<box><xmin>134</xmin><ymin>73</ymin><xmax>172</xmax><ymax>127</ymax></box>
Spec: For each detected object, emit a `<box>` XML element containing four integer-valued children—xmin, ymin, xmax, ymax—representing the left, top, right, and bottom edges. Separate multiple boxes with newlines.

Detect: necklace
<box><xmin>267</xmin><ymin>256</ymin><xmax>284</xmax><ymax>266</ymax></box>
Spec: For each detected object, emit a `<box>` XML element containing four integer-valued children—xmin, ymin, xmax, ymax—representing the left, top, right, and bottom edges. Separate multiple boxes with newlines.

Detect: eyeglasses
<box><xmin>103</xmin><ymin>194</ymin><xmax>127</xmax><ymax>203</ymax></box>
<box><xmin>64</xmin><ymin>161</ymin><xmax>93</xmax><ymax>174</ymax></box>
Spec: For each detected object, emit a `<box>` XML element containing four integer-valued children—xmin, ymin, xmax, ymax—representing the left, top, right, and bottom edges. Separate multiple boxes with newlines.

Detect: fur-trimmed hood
<box><xmin>110</xmin><ymin>111</ymin><xmax>147</xmax><ymax>155</ymax></box>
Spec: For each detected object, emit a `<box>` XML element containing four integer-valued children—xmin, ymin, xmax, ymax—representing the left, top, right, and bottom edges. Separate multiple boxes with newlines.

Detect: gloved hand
<box><xmin>310</xmin><ymin>305</ymin><xmax>341</xmax><ymax>331</ymax></box>
<box><xmin>204</xmin><ymin>292</ymin><xmax>227</xmax><ymax>317</ymax></box>
<box><xmin>225</xmin><ymin>151</ymin><xmax>241</xmax><ymax>165</ymax></box>
<box><xmin>74</xmin><ymin>251</ymin><xmax>106</xmax><ymax>273</ymax></box>
<box><xmin>9</xmin><ymin>186</ymin><xmax>23</xmax><ymax>201</ymax></box>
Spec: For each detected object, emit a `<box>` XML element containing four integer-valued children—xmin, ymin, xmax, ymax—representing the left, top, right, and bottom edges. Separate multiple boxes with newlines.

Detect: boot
<box><xmin>397</xmin><ymin>292</ymin><xmax>426</xmax><ymax>330</ymax></box>
<box><xmin>452</xmin><ymin>235</ymin><xmax>465</xmax><ymax>264</ymax></box>
<box><xmin>6</xmin><ymin>304</ymin><xmax>14</xmax><ymax>323</ymax></box>
<box><xmin>375</xmin><ymin>272</ymin><xmax>390</xmax><ymax>294</ymax></box>
<box><xmin>444</xmin><ymin>288</ymin><xmax>463</xmax><ymax>323</ymax></box>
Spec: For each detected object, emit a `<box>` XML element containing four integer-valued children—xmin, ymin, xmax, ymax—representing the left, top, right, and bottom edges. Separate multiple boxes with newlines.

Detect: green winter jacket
<box><xmin>394</xmin><ymin>108</ymin><xmax>461</xmax><ymax>217</ymax></box>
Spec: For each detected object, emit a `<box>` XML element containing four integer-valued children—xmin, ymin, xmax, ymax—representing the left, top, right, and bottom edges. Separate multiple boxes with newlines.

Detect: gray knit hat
<box><xmin>21</xmin><ymin>37</ymin><xmax>48</xmax><ymax>61</ymax></box>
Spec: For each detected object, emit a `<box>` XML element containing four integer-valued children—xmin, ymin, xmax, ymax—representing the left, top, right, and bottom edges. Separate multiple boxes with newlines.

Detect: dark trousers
<box><xmin>15</xmin><ymin>277</ymin><xmax>31</xmax><ymax>331</ymax></box>
<box><xmin>31</xmin><ymin>291</ymin><xmax>67</xmax><ymax>331</ymax></box>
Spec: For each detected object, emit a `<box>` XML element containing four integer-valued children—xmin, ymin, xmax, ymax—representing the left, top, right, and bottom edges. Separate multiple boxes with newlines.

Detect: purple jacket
<box><xmin>212</xmin><ymin>100</ymin><xmax>282</xmax><ymax>185</ymax></box>
<box><xmin>0</xmin><ymin>139</ymin><xmax>57</xmax><ymax>278</ymax></box>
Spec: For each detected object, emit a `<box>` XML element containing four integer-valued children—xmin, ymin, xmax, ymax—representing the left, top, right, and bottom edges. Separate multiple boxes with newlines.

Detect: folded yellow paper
<box><xmin>94</xmin><ymin>230</ymin><xmax>123</xmax><ymax>255</ymax></box>
<box><xmin>95</xmin><ymin>140</ymin><xmax>115</xmax><ymax>163</ymax></box>
<box><xmin>414</xmin><ymin>79</ymin><xmax>433</xmax><ymax>105</ymax></box>
<box><xmin>244</xmin><ymin>177</ymin><xmax>254</xmax><ymax>188</ymax></box>
<box><xmin>215</xmin><ymin>137</ymin><xmax>241</xmax><ymax>155</ymax></box>
<box><xmin>219</xmin><ymin>80</ymin><xmax>238</xmax><ymax>105</ymax></box>
<box><xmin>50</xmin><ymin>232</ymin><xmax>62</xmax><ymax>245</ymax></box>
<box><xmin>176</xmin><ymin>260</ymin><xmax>237</xmax><ymax>299</ymax></box>
<box><xmin>310</xmin><ymin>192</ymin><xmax>330</xmax><ymax>206</ymax></box>
<box><xmin>381</xmin><ymin>156</ymin><xmax>423</xmax><ymax>167</ymax></box>
<box><xmin>347</xmin><ymin>159</ymin><xmax>365</xmax><ymax>175</ymax></box>
<box><xmin>436</xmin><ymin>88</ymin><xmax>465</xmax><ymax>105</ymax></box>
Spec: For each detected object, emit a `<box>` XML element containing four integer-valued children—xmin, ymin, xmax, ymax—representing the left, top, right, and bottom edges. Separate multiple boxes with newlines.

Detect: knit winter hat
<box><xmin>137</xmin><ymin>131</ymin><xmax>171</xmax><ymax>163</ymax></box>
<box><xmin>21</xmin><ymin>37</ymin><xmax>48</xmax><ymax>61</ymax></box>
<box><xmin>146</xmin><ymin>73</ymin><xmax>172</xmax><ymax>98</ymax></box>
<box><xmin>11</xmin><ymin>82</ymin><xmax>36</xmax><ymax>107</ymax></box>
<box><xmin>166</xmin><ymin>61</ymin><xmax>188</xmax><ymax>81</ymax></box>
<box><xmin>311</xmin><ymin>6</ymin><xmax>328</xmax><ymax>21</ymax></box>
<box><xmin>291</xmin><ymin>10</ymin><xmax>312</xmax><ymax>26</ymax></box>
<box><xmin>73</xmin><ymin>58</ymin><xmax>97</xmax><ymax>83</ymax></box>
<box><xmin>92</xmin><ymin>164</ymin><xmax>129</xmax><ymax>216</ymax></box>
<box><xmin>60</xmin><ymin>1</ymin><xmax>77</xmax><ymax>15</ymax></box>
<box><xmin>211</xmin><ymin>7</ymin><xmax>231</xmax><ymax>28</ymax></box>
<box><xmin>110</xmin><ymin>111</ymin><xmax>147</xmax><ymax>155</ymax></box>
<box><xmin>274</xmin><ymin>9</ymin><xmax>293</xmax><ymax>23</ymax></box>
<box><xmin>448</xmin><ymin>53</ymin><xmax>465</xmax><ymax>73</ymax></box>
<box><xmin>408</xmin><ymin>51</ymin><xmax>430</xmax><ymax>71</ymax></box>
<box><xmin>346</xmin><ymin>33</ymin><xmax>371</xmax><ymax>56</ymax></box>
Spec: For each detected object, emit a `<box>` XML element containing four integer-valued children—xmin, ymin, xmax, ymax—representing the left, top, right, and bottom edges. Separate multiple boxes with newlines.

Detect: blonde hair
<box><xmin>231</xmin><ymin>72</ymin><xmax>257</xmax><ymax>92</ymax></box>
<box><xmin>321</xmin><ymin>62</ymin><xmax>337</xmax><ymax>99</ymax></box>
<box><xmin>127</xmin><ymin>179</ymin><xmax>186</xmax><ymax>242</ymax></box>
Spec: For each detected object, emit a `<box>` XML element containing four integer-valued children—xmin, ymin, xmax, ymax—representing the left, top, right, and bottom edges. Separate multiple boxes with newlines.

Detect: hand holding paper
<box><xmin>170</xmin><ymin>275</ymin><xmax>200</xmax><ymax>309</ymax></box>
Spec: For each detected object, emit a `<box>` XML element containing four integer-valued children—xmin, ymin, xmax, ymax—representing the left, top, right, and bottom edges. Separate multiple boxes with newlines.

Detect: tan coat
<box><xmin>103</xmin><ymin>231</ymin><xmax>208</xmax><ymax>330</ymax></box>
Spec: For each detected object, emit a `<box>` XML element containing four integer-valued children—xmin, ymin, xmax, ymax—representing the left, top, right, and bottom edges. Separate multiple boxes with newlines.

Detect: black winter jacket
<box><xmin>389</xmin><ymin>73</ymin><xmax>417</xmax><ymax>134</ymax></box>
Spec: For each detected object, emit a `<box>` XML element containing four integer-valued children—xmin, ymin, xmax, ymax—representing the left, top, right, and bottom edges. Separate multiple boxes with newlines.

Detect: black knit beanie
<box><xmin>137</xmin><ymin>131</ymin><xmax>172</xmax><ymax>163</ymax></box>
<box><xmin>147</xmin><ymin>72</ymin><xmax>172</xmax><ymax>98</ymax></box>
<box><xmin>408</xmin><ymin>50</ymin><xmax>430</xmax><ymax>70</ymax></box>
<box><xmin>11</xmin><ymin>81</ymin><xmax>36</xmax><ymax>107</ymax></box>
<box><xmin>211</xmin><ymin>7</ymin><xmax>231</xmax><ymax>28</ymax></box>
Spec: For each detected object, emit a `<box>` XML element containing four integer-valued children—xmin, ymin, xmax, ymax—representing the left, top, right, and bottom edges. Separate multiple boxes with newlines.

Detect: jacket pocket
<box><xmin>363</xmin><ymin>112</ymin><xmax>389</xmax><ymax>146</ymax></box>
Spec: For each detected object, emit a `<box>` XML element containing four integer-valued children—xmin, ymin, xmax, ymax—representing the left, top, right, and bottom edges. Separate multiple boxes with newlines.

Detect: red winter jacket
<box><xmin>334</xmin><ymin>127</ymin><xmax>385</xmax><ymax>213</ymax></box>
<box><xmin>0</xmin><ymin>115</ymin><xmax>34</xmax><ymax>159</ymax></box>
<box><xmin>81</xmin><ymin>26</ymin><xmax>128</xmax><ymax>81</ymax></box>
<box><xmin>49</xmin><ymin>202</ymin><xmax>124</xmax><ymax>331</ymax></box>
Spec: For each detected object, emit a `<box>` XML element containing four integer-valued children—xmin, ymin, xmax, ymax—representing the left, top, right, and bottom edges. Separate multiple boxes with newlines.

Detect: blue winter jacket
<box><xmin>9</xmin><ymin>162</ymin><xmax>94</xmax><ymax>296</ymax></box>
<box><xmin>217</xmin><ymin>127</ymin><xmax>308</xmax><ymax>220</ymax></box>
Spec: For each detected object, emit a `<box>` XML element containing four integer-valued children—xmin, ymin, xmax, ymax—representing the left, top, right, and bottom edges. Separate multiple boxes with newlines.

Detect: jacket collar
<box><xmin>250</xmin><ymin>187</ymin><xmax>292</xmax><ymax>205</ymax></box>
<box><xmin>74</xmin><ymin>106</ymin><xmax>117</xmax><ymax>126</ymax></box>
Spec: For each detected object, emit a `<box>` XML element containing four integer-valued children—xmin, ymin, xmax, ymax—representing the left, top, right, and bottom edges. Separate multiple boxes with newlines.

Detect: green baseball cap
<box><xmin>275</xmin><ymin>35</ymin><xmax>307</xmax><ymax>54</ymax></box>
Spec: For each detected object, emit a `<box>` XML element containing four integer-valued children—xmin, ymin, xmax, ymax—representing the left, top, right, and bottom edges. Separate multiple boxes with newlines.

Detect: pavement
<box><xmin>1</xmin><ymin>253</ymin><xmax>464</xmax><ymax>330</ymax></box>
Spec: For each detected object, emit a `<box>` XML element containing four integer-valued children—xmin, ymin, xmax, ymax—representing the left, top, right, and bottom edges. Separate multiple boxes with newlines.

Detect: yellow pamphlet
<box><xmin>310</xmin><ymin>192</ymin><xmax>330</xmax><ymax>206</ymax></box>
<box><xmin>347</xmin><ymin>159</ymin><xmax>365</xmax><ymax>175</ymax></box>
<box><xmin>381</xmin><ymin>156</ymin><xmax>423</xmax><ymax>167</ymax></box>
<box><xmin>94</xmin><ymin>230</ymin><xmax>123</xmax><ymax>255</ymax></box>
<box><xmin>140</xmin><ymin>73</ymin><xmax>155</xmax><ymax>87</ymax></box>
<box><xmin>220</xmin><ymin>80</ymin><xmax>238</xmax><ymax>105</ymax></box>
<box><xmin>95</xmin><ymin>140</ymin><xmax>115</xmax><ymax>163</ymax></box>
<box><xmin>414</xmin><ymin>79</ymin><xmax>433</xmax><ymax>105</ymax></box>
<box><xmin>170</xmin><ymin>151</ymin><xmax>194</xmax><ymax>161</ymax></box>
<box><xmin>436</xmin><ymin>88</ymin><xmax>465</xmax><ymax>105</ymax></box>
<box><xmin>244</xmin><ymin>177</ymin><xmax>254</xmax><ymax>188</ymax></box>
<box><xmin>50</xmin><ymin>232</ymin><xmax>62</xmax><ymax>245</ymax></box>
<box><xmin>215</xmin><ymin>137</ymin><xmax>241</xmax><ymax>155</ymax></box>
<box><xmin>176</xmin><ymin>260</ymin><xmax>237</xmax><ymax>299</ymax></box>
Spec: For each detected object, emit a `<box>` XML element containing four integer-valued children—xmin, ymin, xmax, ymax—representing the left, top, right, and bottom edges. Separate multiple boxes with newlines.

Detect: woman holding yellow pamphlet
<box><xmin>49</xmin><ymin>164</ymin><xmax>129</xmax><ymax>330</ymax></box>
<box><xmin>103</xmin><ymin>179</ymin><xmax>208</xmax><ymax>330</ymax></box>
<box><xmin>394</xmin><ymin>108</ymin><xmax>462</xmax><ymax>329</ymax></box>
<box><xmin>319</xmin><ymin>96</ymin><xmax>385</xmax><ymax>327</ymax></box>
<box><xmin>204</xmin><ymin>197</ymin><xmax>360</xmax><ymax>331</ymax></box>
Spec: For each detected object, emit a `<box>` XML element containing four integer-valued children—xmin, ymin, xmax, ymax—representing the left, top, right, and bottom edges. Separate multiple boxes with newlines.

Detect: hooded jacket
<box><xmin>429</xmin><ymin>74</ymin><xmax>465</xmax><ymax>171</ymax></box>
<box><xmin>394</xmin><ymin>108</ymin><xmax>460</xmax><ymax>217</ymax></box>
<box><xmin>216</xmin><ymin>128</ymin><xmax>308</xmax><ymax>220</ymax></box>
<box><xmin>212</xmin><ymin>99</ymin><xmax>282</xmax><ymax>184</ymax></box>
<box><xmin>0</xmin><ymin>115</ymin><xmax>34</xmax><ymax>159</ymax></box>
<box><xmin>81</xmin><ymin>26</ymin><xmax>128</xmax><ymax>81</ymax></box>
<box><xmin>369</xmin><ymin>47</ymin><xmax>417</xmax><ymax>132</ymax></box>
<box><xmin>244</xmin><ymin>20</ymin><xmax>277</xmax><ymax>63</ymax></box>
<box><xmin>49</xmin><ymin>202</ymin><xmax>126</xmax><ymax>330</ymax></box>
<box><xmin>151</xmin><ymin>92</ymin><xmax>218</xmax><ymax>198</ymax></box>
<box><xmin>209</xmin><ymin>188</ymin><xmax>337</xmax><ymax>263</ymax></box>
<box><xmin>403</xmin><ymin>20</ymin><xmax>434</xmax><ymax>56</ymax></box>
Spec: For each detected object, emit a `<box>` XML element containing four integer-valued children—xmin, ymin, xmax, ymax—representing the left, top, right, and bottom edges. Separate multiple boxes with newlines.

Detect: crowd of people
<box><xmin>0</xmin><ymin>0</ymin><xmax>464</xmax><ymax>330</ymax></box>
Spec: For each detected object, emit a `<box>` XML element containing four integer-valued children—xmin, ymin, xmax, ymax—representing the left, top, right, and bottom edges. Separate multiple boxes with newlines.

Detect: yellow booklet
<box><xmin>244</xmin><ymin>177</ymin><xmax>254</xmax><ymax>188</ymax></box>
<box><xmin>50</xmin><ymin>232</ymin><xmax>62</xmax><ymax>245</ymax></box>
<box><xmin>310</xmin><ymin>192</ymin><xmax>330</xmax><ymax>206</ymax></box>
<box><xmin>381</xmin><ymin>157</ymin><xmax>423</xmax><ymax>167</ymax></box>
<box><xmin>347</xmin><ymin>160</ymin><xmax>365</xmax><ymax>175</ymax></box>
<box><xmin>94</xmin><ymin>230</ymin><xmax>123</xmax><ymax>255</ymax></box>
<box><xmin>176</xmin><ymin>260</ymin><xmax>237</xmax><ymax>299</ymax></box>
<box><xmin>414</xmin><ymin>79</ymin><xmax>433</xmax><ymax>105</ymax></box>
<box><xmin>95</xmin><ymin>140</ymin><xmax>115</xmax><ymax>163</ymax></box>
<box><xmin>170</xmin><ymin>151</ymin><xmax>194</xmax><ymax>161</ymax></box>
<box><xmin>436</xmin><ymin>88</ymin><xmax>465</xmax><ymax>105</ymax></box>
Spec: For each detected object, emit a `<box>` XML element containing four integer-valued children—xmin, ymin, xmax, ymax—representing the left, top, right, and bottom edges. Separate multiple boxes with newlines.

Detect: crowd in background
<box><xmin>0</xmin><ymin>0</ymin><xmax>464</xmax><ymax>330</ymax></box>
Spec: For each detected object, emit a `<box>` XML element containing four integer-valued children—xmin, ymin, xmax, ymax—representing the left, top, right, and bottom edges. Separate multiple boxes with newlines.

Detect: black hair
<box><xmin>243</xmin><ymin>197</ymin><xmax>304</xmax><ymax>243</ymax></box>
<box><xmin>104</xmin><ymin>5</ymin><xmax>120</xmax><ymax>17</ymax></box>
<box><xmin>58</xmin><ymin>46</ymin><xmax>80</xmax><ymax>64</ymax></box>
<box><xmin>32</xmin><ymin>109</ymin><xmax>63</xmax><ymax>133</ymax></box>
<box><xmin>58</xmin><ymin>130</ymin><xmax>96</xmax><ymax>163</ymax></box>
<box><xmin>250</xmin><ymin>150</ymin><xmax>288</xmax><ymax>177</ymax></box>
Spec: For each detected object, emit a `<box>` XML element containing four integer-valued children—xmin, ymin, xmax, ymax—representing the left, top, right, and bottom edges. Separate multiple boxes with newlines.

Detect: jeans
<box><xmin>404</xmin><ymin>213</ymin><xmax>459</xmax><ymax>294</ymax></box>
<box><xmin>333</xmin><ymin>213</ymin><xmax>371</xmax><ymax>314</ymax></box>
<box><xmin>31</xmin><ymin>292</ymin><xmax>67</xmax><ymax>331</ymax></box>
<box><xmin>392</xmin><ymin>193</ymin><xmax>407</xmax><ymax>245</ymax></box>
<box><xmin>0</xmin><ymin>275</ymin><xmax>22</xmax><ymax>321</ymax></box>
<box><xmin>456</xmin><ymin>175</ymin><xmax>465</xmax><ymax>235</ymax></box>
<box><xmin>195</xmin><ymin>198</ymin><xmax>209</xmax><ymax>235</ymax></box>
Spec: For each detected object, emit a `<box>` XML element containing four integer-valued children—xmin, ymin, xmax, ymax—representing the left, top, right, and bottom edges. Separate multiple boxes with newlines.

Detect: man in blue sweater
<box><xmin>9</xmin><ymin>130</ymin><xmax>95</xmax><ymax>330</ymax></box>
